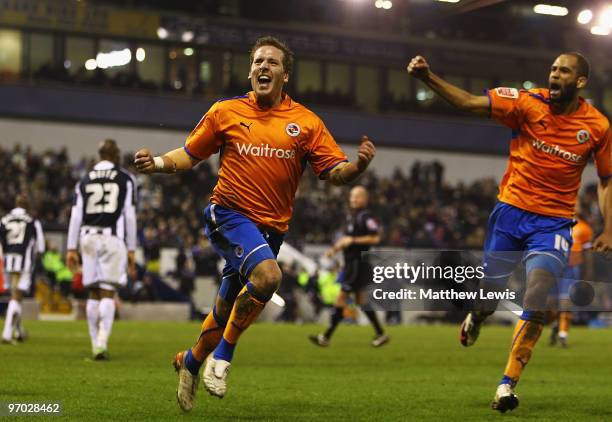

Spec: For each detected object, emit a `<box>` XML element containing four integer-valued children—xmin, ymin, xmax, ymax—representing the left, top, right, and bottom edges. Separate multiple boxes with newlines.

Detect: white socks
<box><xmin>97</xmin><ymin>298</ymin><xmax>116</xmax><ymax>350</ymax></box>
<box><xmin>2</xmin><ymin>299</ymin><xmax>21</xmax><ymax>341</ymax></box>
<box><xmin>86</xmin><ymin>299</ymin><xmax>100</xmax><ymax>350</ymax></box>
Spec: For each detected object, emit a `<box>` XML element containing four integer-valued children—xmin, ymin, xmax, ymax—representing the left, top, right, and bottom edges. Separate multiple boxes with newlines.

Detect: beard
<box><xmin>550</xmin><ymin>82</ymin><xmax>578</xmax><ymax>104</ymax></box>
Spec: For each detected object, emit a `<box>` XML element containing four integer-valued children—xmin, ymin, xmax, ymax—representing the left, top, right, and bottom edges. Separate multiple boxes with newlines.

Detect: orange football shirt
<box><xmin>569</xmin><ymin>218</ymin><xmax>593</xmax><ymax>266</ymax></box>
<box><xmin>184</xmin><ymin>92</ymin><xmax>347</xmax><ymax>233</ymax></box>
<box><xmin>488</xmin><ymin>87</ymin><xmax>612</xmax><ymax>218</ymax></box>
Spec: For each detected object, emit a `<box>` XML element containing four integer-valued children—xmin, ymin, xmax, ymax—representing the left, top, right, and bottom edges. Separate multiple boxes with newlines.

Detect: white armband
<box><xmin>153</xmin><ymin>156</ymin><xmax>165</xmax><ymax>170</ymax></box>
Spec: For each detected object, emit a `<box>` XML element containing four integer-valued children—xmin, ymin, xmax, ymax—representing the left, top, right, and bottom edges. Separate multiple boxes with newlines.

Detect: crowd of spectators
<box><xmin>0</xmin><ymin>144</ymin><xmax>605</xmax><ymax>257</ymax></box>
<box><xmin>290</xmin><ymin>160</ymin><xmax>498</xmax><ymax>249</ymax></box>
<box><xmin>0</xmin><ymin>144</ymin><xmax>77</xmax><ymax>230</ymax></box>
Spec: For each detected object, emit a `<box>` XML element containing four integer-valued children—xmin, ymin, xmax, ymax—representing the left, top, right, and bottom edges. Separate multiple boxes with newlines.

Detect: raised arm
<box><xmin>134</xmin><ymin>147</ymin><xmax>200</xmax><ymax>174</ymax></box>
<box><xmin>326</xmin><ymin>136</ymin><xmax>376</xmax><ymax>186</ymax></box>
<box><xmin>407</xmin><ymin>55</ymin><xmax>490</xmax><ymax>116</ymax></box>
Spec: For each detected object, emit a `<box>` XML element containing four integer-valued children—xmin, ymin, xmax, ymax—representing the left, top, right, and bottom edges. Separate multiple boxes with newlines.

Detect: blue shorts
<box><xmin>203</xmin><ymin>203</ymin><xmax>284</xmax><ymax>304</ymax></box>
<box><xmin>482</xmin><ymin>202</ymin><xmax>573</xmax><ymax>283</ymax></box>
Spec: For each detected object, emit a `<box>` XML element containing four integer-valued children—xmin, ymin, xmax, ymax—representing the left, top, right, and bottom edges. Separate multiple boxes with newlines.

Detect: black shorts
<box><xmin>340</xmin><ymin>259</ymin><xmax>372</xmax><ymax>293</ymax></box>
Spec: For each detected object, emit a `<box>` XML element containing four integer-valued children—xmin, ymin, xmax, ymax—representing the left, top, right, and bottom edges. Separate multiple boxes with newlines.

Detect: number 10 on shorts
<box><xmin>554</xmin><ymin>234</ymin><xmax>569</xmax><ymax>252</ymax></box>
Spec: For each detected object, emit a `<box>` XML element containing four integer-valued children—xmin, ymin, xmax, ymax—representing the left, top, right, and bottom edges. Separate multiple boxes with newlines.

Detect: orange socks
<box><xmin>191</xmin><ymin>310</ymin><xmax>225</xmax><ymax>361</ymax></box>
<box><xmin>213</xmin><ymin>283</ymin><xmax>268</xmax><ymax>362</ymax></box>
<box><xmin>501</xmin><ymin>313</ymin><xmax>544</xmax><ymax>385</ymax></box>
<box><xmin>558</xmin><ymin>312</ymin><xmax>571</xmax><ymax>336</ymax></box>
<box><xmin>222</xmin><ymin>285</ymin><xmax>266</xmax><ymax>345</ymax></box>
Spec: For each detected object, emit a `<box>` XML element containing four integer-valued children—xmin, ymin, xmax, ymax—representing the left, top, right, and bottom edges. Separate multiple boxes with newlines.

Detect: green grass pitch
<box><xmin>1</xmin><ymin>321</ymin><xmax>611</xmax><ymax>421</ymax></box>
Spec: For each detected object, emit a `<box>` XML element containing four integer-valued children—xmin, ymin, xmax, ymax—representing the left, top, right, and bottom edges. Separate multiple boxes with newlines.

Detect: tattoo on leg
<box><xmin>231</xmin><ymin>291</ymin><xmax>263</xmax><ymax>330</ymax></box>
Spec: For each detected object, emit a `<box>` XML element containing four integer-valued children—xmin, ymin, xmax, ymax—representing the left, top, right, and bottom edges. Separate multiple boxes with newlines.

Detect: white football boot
<box><xmin>173</xmin><ymin>351</ymin><xmax>199</xmax><ymax>412</ymax></box>
<box><xmin>491</xmin><ymin>383</ymin><xmax>519</xmax><ymax>413</ymax></box>
<box><xmin>203</xmin><ymin>357</ymin><xmax>231</xmax><ymax>398</ymax></box>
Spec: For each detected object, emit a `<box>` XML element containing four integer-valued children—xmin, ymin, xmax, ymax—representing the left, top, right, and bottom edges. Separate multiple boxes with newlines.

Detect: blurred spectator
<box><xmin>192</xmin><ymin>234</ymin><xmax>218</xmax><ymax>276</ymax></box>
<box><xmin>316</xmin><ymin>257</ymin><xmax>341</xmax><ymax>307</ymax></box>
<box><xmin>142</xmin><ymin>226</ymin><xmax>161</xmax><ymax>274</ymax></box>
<box><xmin>132</xmin><ymin>272</ymin><xmax>159</xmax><ymax>302</ymax></box>
<box><xmin>275</xmin><ymin>261</ymin><xmax>300</xmax><ymax>322</ymax></box>
<box><xmin>175</xmin><ymin>242</ymin><xmax>196</xmax><ymax>298</ymax></box>
<box><xmin>41</xmin><ymin>240</ymin><xmax>73</xmax><ymax>297</ymax></box>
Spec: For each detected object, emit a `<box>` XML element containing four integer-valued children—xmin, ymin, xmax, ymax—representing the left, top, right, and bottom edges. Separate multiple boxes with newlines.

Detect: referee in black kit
<box><xmin>310</xmin><ymin>186</ymin><xmax>389</xmax><ymax>347</ymax></box>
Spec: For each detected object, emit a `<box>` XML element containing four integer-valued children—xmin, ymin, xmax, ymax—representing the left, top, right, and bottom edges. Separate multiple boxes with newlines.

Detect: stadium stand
<box><xmin>0</xmin><ymin>142</ymin><xmax>605</xmax><ymax>252</ymax></box>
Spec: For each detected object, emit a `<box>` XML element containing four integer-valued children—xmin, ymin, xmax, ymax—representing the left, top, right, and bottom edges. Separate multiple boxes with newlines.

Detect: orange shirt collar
<box><xmin>247</xmin><ymin>91</ymin><xmax>292</xmax><ymax>109</ymax></box>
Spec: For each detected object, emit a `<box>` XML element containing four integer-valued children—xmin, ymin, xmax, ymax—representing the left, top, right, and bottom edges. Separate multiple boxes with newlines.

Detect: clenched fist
<box><xmin>134</xmin><ymin>149</ymin><xmax>155</xmax><ymax>173</ymax></box>
<box><xmin>357</xmin><ymin>135</ymin><xmax>376</xmax><ymax>172</ymax></box>
<box><xmin>407</xmin><ymin>55</ymin><xmax>431</xmax><ymax>81</ymax></box>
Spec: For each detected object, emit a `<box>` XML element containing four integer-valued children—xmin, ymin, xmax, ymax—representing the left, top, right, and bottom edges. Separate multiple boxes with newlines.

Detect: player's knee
<box><xmin>523</xmin><ymin>292</ymin><xmax>548</xmax><ymax>311</ymax></box>
<box><xmin>260</xmin><ymin>266</ymin><xmax>282</xmax><ymax>294</ymax></box>
<box><xmin>250</xmin><ymin>260</ymin><xmax>282</xmax><ymax>296</ymax></box>
<box><xmin>524</xmin><ymin>268</ymin><xmax>556</xmax><ymax>310</ymax></box>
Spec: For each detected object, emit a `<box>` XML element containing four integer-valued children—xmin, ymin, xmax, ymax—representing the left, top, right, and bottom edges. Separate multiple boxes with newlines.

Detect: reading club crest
<box><xmin>576</xmin><ymin>130</ymin><xmax>590</xmax><ymax>144</ymax></box>
<box><xmin>286</xmin><ymin>123</ymin><xmax>301</xmax><ymax>137</ymax></box>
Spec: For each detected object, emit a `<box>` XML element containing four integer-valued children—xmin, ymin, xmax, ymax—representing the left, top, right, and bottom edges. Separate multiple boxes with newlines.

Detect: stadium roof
<box><xmin>87</xmin><ymin>0</ymin><xmax>609</xmax><ymax>51</ymax></box>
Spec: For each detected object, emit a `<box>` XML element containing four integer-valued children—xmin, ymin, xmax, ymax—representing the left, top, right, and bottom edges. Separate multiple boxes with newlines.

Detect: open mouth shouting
<box><xmin>549</xmin><ymin>82</ymin><xmax>561</xmax><ymax>98</ymax></box>
<box><xmin>257</xmin><ymin>74</ymin><xmax>272</xmax><ymax>90</ymax></box>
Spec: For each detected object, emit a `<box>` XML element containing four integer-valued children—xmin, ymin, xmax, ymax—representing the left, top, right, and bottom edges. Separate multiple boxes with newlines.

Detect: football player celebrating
<box><xmin>408</xmin><ymin>52</ymin><xmax>612</xmax><ymax>412</ymax></box>
<box><xmin>135</xmin><ymin>36</ymin><xmax>376</xmax><ymax>412</ymax></box>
